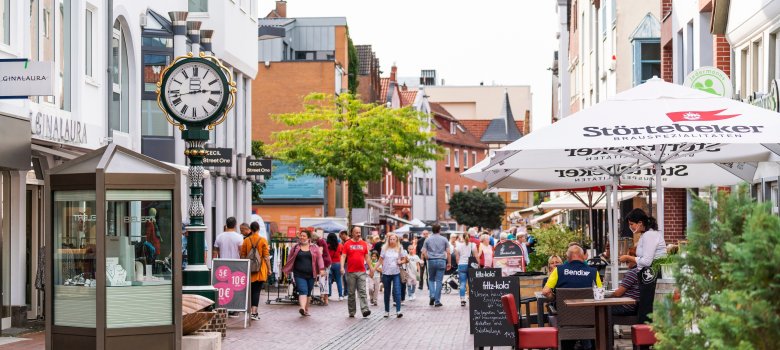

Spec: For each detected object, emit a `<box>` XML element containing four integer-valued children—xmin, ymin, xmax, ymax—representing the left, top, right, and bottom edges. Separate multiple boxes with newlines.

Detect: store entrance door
<box><xmin>26</xmin><ymin>185</ymin><xmax>43</xmax><ymax>320</ymax></box>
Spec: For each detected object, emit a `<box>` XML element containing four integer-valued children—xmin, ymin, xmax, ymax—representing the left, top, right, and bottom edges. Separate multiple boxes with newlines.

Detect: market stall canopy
<box><xmin>529</xmin><ymin>209</ymin><xmax>565</xmax><ymax>225</ymax></box>
<box><xmin>539</xmin><ymin>191</ymin><xmax>639</xmax><ymax>210</ymax></box>
<box><xmin>311</xmin><ymin>220</ymin><xmax>348</xmax><ymax>233</ymax></box>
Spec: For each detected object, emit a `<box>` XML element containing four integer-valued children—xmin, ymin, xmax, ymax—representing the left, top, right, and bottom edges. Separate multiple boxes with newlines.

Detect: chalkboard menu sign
<box><xmin>211</xmin><ymin>259</ymin><xmax>250</xmax><ymax>311</ymax></box>
<box><xmin>468</xmin><ymin>268</ymin><xmax>519</xmax><ymax>347</ymax></box>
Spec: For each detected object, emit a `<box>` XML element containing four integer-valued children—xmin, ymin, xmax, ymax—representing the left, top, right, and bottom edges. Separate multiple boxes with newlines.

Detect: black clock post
<box><xmin>156</xmin><ymin>52</ymin><xmax>236</xmax><ymax>304</ymax></box>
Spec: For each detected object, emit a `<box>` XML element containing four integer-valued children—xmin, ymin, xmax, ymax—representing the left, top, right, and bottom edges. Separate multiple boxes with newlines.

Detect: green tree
<box><xmin>250</xmin><ymin>140</ymin><xmax>268</xmax><ymax>204</ymax></box>
<box><xmin>652</xmin><ymin>186</ymin><xmax>780</xmax><ymax>350</ymax></box>
<box><xmin>265</xmin><ymin>93</ymin><xmax>441</xmax><ymax>225</ymax></box>
<box><xmin>448</xmin><ymin>189</ymin><xmax>506</xmax><ymax>229</ymax></box>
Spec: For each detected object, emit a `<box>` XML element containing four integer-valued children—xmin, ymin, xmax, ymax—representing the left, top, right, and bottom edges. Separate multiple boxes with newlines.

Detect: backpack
<box><xmin>248</xmin><ymin>237</ymin><xmax>262</xmax><ymax>273</ymax></box>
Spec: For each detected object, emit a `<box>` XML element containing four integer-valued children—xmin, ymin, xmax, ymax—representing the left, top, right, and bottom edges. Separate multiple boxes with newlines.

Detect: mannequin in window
<box><xmin>145</xmin><ymin>207</ymin><xmax>162</xmax><ymax>254</ymax></box>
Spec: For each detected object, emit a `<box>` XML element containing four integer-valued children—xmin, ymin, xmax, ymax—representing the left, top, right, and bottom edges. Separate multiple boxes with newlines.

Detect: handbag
<box><xmin>467</xmin><ymin>243</ymin><xmax>479</xmax><ymax>269</ymax></box>
<box><xmin>399</xmin><ymin>265</ymin><xmax>409</xmax><ymax>284</ymax></box>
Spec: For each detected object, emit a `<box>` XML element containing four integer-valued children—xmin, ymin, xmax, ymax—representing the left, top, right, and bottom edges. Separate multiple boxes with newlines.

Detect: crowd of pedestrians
<box><xmin>204</xmin><ymin>216</ymin><xmax>531</xmax><ymax>321</ymax></box>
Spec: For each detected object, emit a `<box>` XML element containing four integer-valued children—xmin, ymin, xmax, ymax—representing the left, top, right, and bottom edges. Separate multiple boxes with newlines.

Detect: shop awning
<box><xmin>538</xmin><ymin>191</ymin><xmax>639</xmax><ymax>210</ymax></box>
<box><xmin>530</xmin><ymin>209</ymin><xmax>565</xmax><ymax>225</ymax></box>
<box><xmin>381</xmin><ymin>214</ymin><xmax>413</xmax><ymax>225</ymax></box>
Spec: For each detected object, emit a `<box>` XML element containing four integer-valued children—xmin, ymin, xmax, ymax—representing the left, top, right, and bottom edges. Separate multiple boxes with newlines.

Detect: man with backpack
<box><xmin>240</xmin><ymin>222</ymin><xmax>270</xmax><ymax>321</ymax></box>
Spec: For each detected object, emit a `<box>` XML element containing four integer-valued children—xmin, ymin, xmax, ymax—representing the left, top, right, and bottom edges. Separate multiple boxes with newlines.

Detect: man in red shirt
<box><xmin>340</xmin><ymin>226</ymin><xmax>374</xmax><ymax>318</ymax></box>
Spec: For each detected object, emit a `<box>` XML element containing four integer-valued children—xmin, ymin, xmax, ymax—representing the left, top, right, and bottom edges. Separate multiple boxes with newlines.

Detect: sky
<box><xmin>258</xmin><ymin>0</ymin><xmax>560</xmax><ymax>130</ymax></box>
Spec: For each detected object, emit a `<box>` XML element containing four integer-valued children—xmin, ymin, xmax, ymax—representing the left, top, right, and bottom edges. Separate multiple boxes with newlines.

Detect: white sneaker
<box><xmin>384</xmin><ymin>312</ymin><xmax>390</xmax><ymax>318</ymax></box>
<box><xmin>338</xmin><ymin>296</ymin><xmax>344</xmax><ymax>301</ymax></box>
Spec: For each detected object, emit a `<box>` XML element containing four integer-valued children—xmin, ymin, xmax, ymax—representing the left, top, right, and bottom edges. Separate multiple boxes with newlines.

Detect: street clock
<box><xmin>157</xmin><ymin>52</ymin><xmax>235</xmax><ymax>130</ymax></box>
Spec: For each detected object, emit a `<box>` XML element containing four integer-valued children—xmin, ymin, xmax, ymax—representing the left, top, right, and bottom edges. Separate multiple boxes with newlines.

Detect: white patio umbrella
<box><xmin>483</xmin><ymin>77</ymin><xmax>780</xmax><ymax>234</ymax></box>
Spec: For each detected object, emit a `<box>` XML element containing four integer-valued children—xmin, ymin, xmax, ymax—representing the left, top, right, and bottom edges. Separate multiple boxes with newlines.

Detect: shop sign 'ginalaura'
<box><xmin>28</xmin><ymin>104</ymin><xmax>101</xmax><ymax>148</ymax></box>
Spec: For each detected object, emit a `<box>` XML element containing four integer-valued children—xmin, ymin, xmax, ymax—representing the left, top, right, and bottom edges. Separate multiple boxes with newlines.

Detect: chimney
<box><xmin>524</xmin><ymin>110</ymin><xmax>531</xmax><ymax>135</ymax></box>
<box><xmin>275</xmin><ymin>1</ymin><xmax>287</xmax><ymax>18</ymax></box>
<box><xmin>390</xmin><ymin>64</ymin><xmax>397</xmax><ymax>82</ymax></box>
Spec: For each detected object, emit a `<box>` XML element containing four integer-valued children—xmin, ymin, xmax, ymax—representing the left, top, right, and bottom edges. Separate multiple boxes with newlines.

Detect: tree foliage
<box><xmin>347</xmin><ymin>35</ymin><xmax>359</xmax><ymax>94</ymax></box>
<box><xmin>251</xmin><ymin>140</ymin><xmax>267</xmax><ymax>204</ymax></box>
<box><xmin>448</xmin><ymin>189</ymin><xmax>506</xmax><ymax>229</ymax></box>
<box><xmin>265</xmin><ymin>93</ymin><xmax>441</xmax><ymax>224</ymax></box>
<box><xmin>533</xmin><ymin>225</ymin><xmax>582</xmax><ymax>259</ymax></box>
<box><xmin>652</xmin><ymin>186</ymin><xmax>780</xmax><ymax>350</ymax></box>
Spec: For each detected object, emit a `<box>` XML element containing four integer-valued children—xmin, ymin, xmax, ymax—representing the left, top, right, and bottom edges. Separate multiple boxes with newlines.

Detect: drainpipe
<box><xmin>169</xmin><ymin>11</ymin><xmax>188</xmax><ymax>165</ymax></box>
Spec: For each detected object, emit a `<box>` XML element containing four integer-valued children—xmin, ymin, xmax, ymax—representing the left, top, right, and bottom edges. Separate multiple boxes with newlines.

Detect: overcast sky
<box><xmin>259</xmin><ymin>0</ymin><xmax>559</xmax><ymax>130</ymax></box>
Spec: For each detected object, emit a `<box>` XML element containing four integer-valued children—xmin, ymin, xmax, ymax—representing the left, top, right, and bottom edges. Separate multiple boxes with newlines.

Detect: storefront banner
<box><xmin>261</xmin><ymin>160</ymin><xmax>325</xmax><ymax>199</ymax></box>
<box><xmin>28</xmin><ymin>103</ymin><xmax>102</xmax><ymax>149</ymax></box>
<box><xmin>0</xmin><ymin>60</ymin><xmax>55</xmax><ymax>97</ymax></box>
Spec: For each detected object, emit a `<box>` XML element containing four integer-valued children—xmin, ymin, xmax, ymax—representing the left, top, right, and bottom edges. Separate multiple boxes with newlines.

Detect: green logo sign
<box><xmin>684</xmin><ymin>66</ymin><xmax>732</xmax><ymax>98</ymax></box>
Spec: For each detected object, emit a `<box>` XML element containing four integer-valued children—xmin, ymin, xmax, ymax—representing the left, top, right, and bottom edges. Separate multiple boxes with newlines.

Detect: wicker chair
<box><xmin>549</xmin><ymin>288</ymin><xmax>596</xmax><ymax>349</ymax></box>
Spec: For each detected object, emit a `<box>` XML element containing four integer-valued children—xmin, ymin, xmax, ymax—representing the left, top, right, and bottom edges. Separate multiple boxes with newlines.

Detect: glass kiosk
<box><xmin>46</xmin><ymin>145</ymin><xmax>182</xmax><ymax>350</ymax></box>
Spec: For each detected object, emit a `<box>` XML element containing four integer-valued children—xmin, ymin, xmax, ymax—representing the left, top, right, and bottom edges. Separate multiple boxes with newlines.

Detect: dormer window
<box><xmin>450</xmin><ymin>122</ymin><xmax>456</xmax><ymax>134</ymax></box>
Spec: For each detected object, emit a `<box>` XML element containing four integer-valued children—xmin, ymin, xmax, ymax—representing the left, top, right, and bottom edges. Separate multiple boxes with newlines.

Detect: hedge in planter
<box><xmin>651</xmin><ymin>186</ymin><xmax>780</xmax><ymax>350</ymax></box>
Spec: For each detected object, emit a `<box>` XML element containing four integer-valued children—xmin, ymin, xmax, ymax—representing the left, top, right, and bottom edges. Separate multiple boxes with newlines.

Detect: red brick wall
<box><xmin>252</xmin><ymin>61</ymin><xmax>337</xmax><ymax>143</ymax></box>
<box><xmin>713</xmin><ymin>34</ymin><xmax>731</xmax><ymax>76</ymax></box>
<box><xmin>661</xmin><ymin>0</ymin><xmax>673</xmax><ymax>83</ymax></box>
<box><xmin>663</xmin><ymin>188</ymin><xmax>687</xmax><ymax>243</ymax></box>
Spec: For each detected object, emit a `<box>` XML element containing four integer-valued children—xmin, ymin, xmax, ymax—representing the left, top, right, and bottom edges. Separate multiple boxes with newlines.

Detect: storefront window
<box><xmin>105</xmin><ymin>190</ymin><xmax>173</xmax><ymax>328</ymax></box>
<box><xmin>53</xmin><ymin>190</ymin><xmax>97</xmax><ymax>327</ymax></box>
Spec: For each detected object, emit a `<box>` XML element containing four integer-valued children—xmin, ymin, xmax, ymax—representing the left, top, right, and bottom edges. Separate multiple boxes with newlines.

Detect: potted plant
<box><xmin>652</xmin><ymin>255</ymin><xmax>678</xmax><ymax>280</ymax></box>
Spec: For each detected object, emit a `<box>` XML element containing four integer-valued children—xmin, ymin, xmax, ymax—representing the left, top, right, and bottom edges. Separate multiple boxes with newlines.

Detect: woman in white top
<box><xmin>478</xmin><ymin>233</ymin><xmax>494</xmax><ymax>268</ymax></box>
<box><xmin>378</xmin><ymin>233</ymin><xmax>408</xmax><ymax>318</ymax></box>
<box><xmin>454</xmin><ymin>232</ymin><xmax>478</xmax><ymax>306</ymax></box>
<box><xmin>619</xmin><ymin>208</ymin><xmax>666</xmax><ymax>268</ymax></box>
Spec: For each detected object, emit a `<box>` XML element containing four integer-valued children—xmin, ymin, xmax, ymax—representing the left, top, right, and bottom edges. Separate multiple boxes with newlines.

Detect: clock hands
<box><xmin>171</xmin><ymin>89</ymin><xmax>219</xmax><ymax>98</ymax></box>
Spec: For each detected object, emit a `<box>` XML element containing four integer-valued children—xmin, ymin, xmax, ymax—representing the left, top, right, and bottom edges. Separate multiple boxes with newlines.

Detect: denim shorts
<box><xmin>294</xmin><ymin>276</ymin><xmax>315</xmax><ymax>296</ymax></box>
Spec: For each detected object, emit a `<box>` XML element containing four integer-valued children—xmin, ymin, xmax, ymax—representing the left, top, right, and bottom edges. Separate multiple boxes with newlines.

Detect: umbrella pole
<box><xmin>656</xmin><ymin>163</ymin><xmax>664</xmax><ymax>233</ymax></box>
<box><xmin>610</xmin><ymin>177</ymin><xmax>620</xmax><ymax>289</ymax></box>
<box><xmin>605</xmin><ymin>184</ymin><xmax>615</xmax><ymax>289</ymax></box>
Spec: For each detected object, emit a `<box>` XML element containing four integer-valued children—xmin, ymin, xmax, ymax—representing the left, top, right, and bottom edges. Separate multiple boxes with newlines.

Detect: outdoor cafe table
<box><xmin>564</xmin><ymin>297</ymin><xmax>636</xmax><ymax>350</ymax></box>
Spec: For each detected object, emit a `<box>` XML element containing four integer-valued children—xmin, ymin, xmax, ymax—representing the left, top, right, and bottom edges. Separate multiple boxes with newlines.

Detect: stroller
<box><xmin>442</xmin><ymin>271</ymin><xmax>459</xmax><ymax>294</ymax></box>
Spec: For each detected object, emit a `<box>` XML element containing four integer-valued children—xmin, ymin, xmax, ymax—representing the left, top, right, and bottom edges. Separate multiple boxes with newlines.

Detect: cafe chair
<box><xmin>609</xmin><ymin>267</ymin><xmax>658</xmax><ymax>349</ymax></box>
<box><xmin>549</xmin><ymin>288</ymin><xmax>596</xmax><ymax>349</ymax></box>
<box><xmin>501</xmin><ymin>294</ymin><xmax>559</xmax><ymax>349</ymax></box>
<box><xmin>631</xmin><ymin>324</ymin><xmax>657</xmax><ymax>349</ymax></box>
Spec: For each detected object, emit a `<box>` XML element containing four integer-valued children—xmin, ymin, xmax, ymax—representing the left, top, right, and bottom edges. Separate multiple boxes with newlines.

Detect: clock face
<box><xmin>161</xmin><ymin>58</ymin><xmax>227</xmax><ymax>124</ymax></box>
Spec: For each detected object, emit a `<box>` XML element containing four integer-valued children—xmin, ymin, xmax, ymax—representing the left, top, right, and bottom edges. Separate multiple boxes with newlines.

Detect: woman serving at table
<box><xmin>619</xmin><ymin>208</ymin><xmax>666</xmax><ymax>268</ymax></box>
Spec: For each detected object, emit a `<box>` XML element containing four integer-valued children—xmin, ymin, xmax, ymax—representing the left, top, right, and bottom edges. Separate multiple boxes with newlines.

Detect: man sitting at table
<box><xmin>609</xmin><ymin>260</ymin><xmax>640</xmax><ymax>315</ymax></box>
<box><xmin>542</xmin><ymin>244</ymin><xmax>602</xmax><ymax>299</ymax></box>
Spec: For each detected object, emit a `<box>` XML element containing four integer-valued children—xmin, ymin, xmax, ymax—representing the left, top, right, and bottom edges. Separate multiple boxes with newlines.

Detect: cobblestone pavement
<box><xmin>223</xmin><ymin>285</ymin><xmax>476</xmax><ymax>350</ymax></box>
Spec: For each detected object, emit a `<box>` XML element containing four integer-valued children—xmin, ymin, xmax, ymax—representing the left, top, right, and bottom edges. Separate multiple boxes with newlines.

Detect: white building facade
<box><xmin>726</xmin><ymin>0</ymin><xmax>780</xmax><ymax>213</ymax></box>
<box><xmin>0</xmin><ymin>0</ymin><xmax>258</xmax><ymax>328</ymax></box>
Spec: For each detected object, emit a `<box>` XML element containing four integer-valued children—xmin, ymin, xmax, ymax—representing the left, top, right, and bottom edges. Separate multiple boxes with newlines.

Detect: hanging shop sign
<box><xmin>246</xmin><ymin>158</ymin><xmax>272</xmax><ymax>176</ymax></box>
<box><xmin>202</xmin><ymin>147</ymin><xmax>233</xmax><ymax>167</ymax></box>
<box><xmin>747</xmin><ymin>79</ymin><xmax>780</xmax><ymax>112</ymax></box>
<box><xmin>28</xmin><ymin>103</ymin><xmax>102</xmax><ymax>149</ymax></box>
<box><xmin>0</xmin><ymin>60</ymin><xmax>55</xmax><ymax>97</ymax></box>
<box><xmin>683</xmin><ymin>66</ymin><xmax>733</xmax><ymax>98</ymax></box>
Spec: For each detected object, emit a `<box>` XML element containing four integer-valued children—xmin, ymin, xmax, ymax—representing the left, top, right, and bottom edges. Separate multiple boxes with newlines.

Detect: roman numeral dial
<box><xmin>161</xmin><ymin>59</ymin><xmax>227</xmax><ymax>124</ymax></box>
